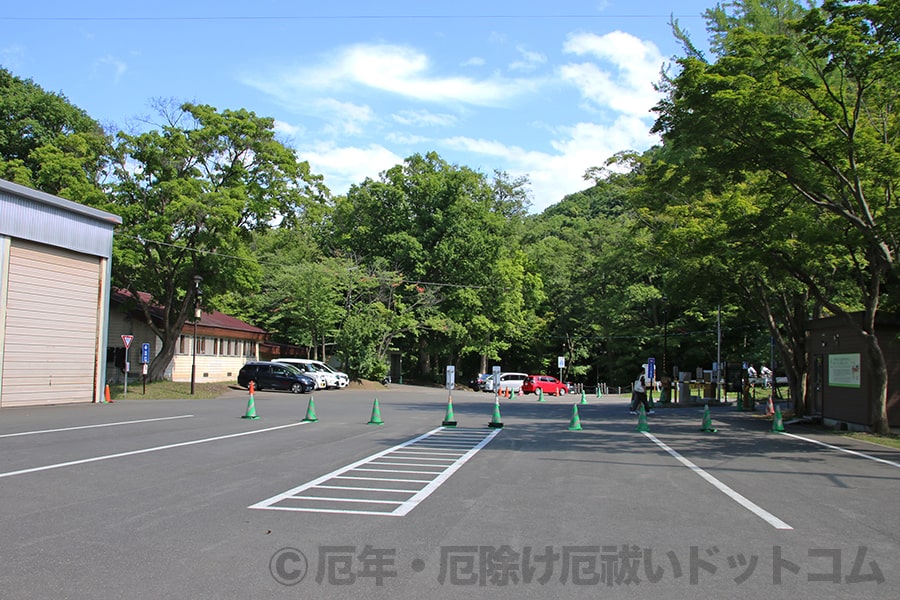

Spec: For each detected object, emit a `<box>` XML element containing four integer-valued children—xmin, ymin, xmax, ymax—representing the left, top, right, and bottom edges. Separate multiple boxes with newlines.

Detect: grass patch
<box><xmin>107</xmin><ymin>380</ymin><xmax>235</xmax><ymax>400</ymax></box>
<box><xmin>842</xmin><ymin>431</ymin><xmax>900</xmax><ymax>450</ymax></box>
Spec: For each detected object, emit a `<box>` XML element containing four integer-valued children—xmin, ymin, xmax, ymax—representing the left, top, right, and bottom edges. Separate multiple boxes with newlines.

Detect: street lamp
<box><xmin>190</xmin><ymin>275</ymin><xmax>203</xmax><ymax>395</ymax></box>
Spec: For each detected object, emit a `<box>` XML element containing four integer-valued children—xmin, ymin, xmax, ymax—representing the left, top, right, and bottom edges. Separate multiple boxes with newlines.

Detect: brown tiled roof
<box><xmin>111</xmin><ymin>288</ymin><xmax>266</xmax><ymax>335</ymax></box>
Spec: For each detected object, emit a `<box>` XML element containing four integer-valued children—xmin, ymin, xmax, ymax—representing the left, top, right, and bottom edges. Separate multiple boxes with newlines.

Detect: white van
<box><xmin>273</xmin><ymin>358</ymin><xmax>349</xmax><ymax>389</ymax></box>
<box><xmin>271</xmin><ymin>359</ymin><xmax>328</xmax><ymax>390</ymax></box>
<box><xmin>483</xmin><ymin>372</ymin><xmax>528</xmax><ymax>393</ymax></box>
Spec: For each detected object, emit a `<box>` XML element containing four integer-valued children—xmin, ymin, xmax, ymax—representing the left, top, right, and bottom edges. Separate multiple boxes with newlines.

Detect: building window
<box><xmin>178</xmin><ymin>335</ymin><xmax>187</xmax><ymax>354</ymax></box>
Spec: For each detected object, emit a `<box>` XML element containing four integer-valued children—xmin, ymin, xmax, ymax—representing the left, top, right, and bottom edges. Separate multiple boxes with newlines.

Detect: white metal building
<box><xmin>0</xmin><ymin>178</ymin><xmax>122</xmax><ymax>406</ymax></box>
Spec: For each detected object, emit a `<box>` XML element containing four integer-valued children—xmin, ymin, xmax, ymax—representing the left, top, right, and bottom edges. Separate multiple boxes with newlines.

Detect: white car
<box><xmin>272</xmin><ymin>359</ymin><xmax>328</xmax><ymax>390</ymax></box>
<box><xmin>274</xmin><ymin>358</ymin><xmax>349</xmax><ymax>389</ymax></box>
<box><xmin>483</xmin><ymin>372</ymin><xmax>528</xmax><ymax>393</ymax></box>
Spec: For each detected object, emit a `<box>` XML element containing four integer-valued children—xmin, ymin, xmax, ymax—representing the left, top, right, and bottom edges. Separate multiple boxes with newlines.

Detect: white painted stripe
<box><xmin>393</xmin><ymin>448</ymin><xmax>463</xmax><ymax>453</ymax></box>
<box><xmin>317</xmin><ymin>485</ymin><xmax>414</xmax><ymax>493</ymax></box>
<box><xmin>352</xmin><ymin>468</ymin><xmax>444</xmax><ymax>475</ymax></box>
<box><xmin>257</xmin><ymin>506</ymin><xmax>395</xmax><ymax>516</ymax></box>
<box><xmin>779</xmin><ymin>431</ymin><xmax>900</xmax><ymax>468</ymax></box>
<box><xmin>289</xmin><ymin>496</ymin><xmax>402</xmax><ymax>505</ymax></box>
<box><xmin>643</xmin><ymin>431</ymin><xmax>793</xmax><ymax>530</ymax></box>
<box><xmin>368</xmin><ymin>461</ymin><xmax>449</xmax><ymax>467</ymax></box>
<box><xmin>0</xmin><ymin>415</ymin><xmax>194</xmax><ymax>438</ymax></box>
<box><xmin>334</xmin><ymin>476</ymin><xmax>433</xmax><ymax>483</ymax></box>
<box><xmin>0</xmin><ymin>421</ymin><xmax>309</xmax><ymax>479</ymax></box>
<box><xmin>377</xmin><ymin>455</ymin><xmax>456</xmax><ymax>462</ymax></box>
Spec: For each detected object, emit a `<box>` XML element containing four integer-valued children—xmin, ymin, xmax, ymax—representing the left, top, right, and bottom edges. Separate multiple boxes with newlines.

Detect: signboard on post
<box><xmin>141</xmin><ymin>343</ymin><xmax>150</xmax><ymax>364</ymax></box>
<box><xmin>647</xmin><ymin>357</ymin><xmax>656</xmax><ymax>381</ymax></box>
<box><xmin>445</xmin><ymin>365</ymin><xmax>456</xmax><ymax>390</ymax></box>
<box><xmin>121</xmin><ymin>335</ymin><xmax>133</xmax><ymax>397</ymax></box>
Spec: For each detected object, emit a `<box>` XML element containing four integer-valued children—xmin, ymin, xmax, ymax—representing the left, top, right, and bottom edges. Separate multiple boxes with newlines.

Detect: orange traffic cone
<box><xmin>766</xmin><ymin>397</ymin><xmax>775</xmax><ymax>416</ymax></box>
<box><xmin>104</xmin><ymin>384</ymin><xmax>113</xmax><ymax>404</ymax></box>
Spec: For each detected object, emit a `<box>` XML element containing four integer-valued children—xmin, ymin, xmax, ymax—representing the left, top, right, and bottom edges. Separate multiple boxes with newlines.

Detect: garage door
<box><xmin>2</xmin><ymin>240</ymin><xmax>101</xmax><ymax>406</ymax></box>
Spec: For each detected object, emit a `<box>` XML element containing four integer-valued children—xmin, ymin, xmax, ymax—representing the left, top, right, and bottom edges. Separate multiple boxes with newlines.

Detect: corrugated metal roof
<box><xmin>0</xmin><ymin>178</ymin><xmax>122</xmax><ymax>258</ymax></box>
<box><xmin>0</xmin><ymin>178</ymin><xmax>121</xmax><ymax>225</ymax></box>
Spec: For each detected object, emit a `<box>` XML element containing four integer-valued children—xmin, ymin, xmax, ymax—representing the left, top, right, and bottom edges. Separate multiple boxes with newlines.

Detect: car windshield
<box><xmin>280</xmin><ymin>364</ymin><xmax>304</xmax><ymax>375</ymax></box>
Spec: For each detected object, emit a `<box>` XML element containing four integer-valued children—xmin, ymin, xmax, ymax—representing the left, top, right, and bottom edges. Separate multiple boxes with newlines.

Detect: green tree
<box><xmin>0</xmin><ymin>67</ymin><xmax>110</xmax><ymax>204</ymax></box>
<box><xmin>653</xmin><ymin>0</ymin><xmax>900</xmax><ymax>431</ymax></box>
<box><xmin>106</xmin><ymin>101</ymin><xmax>328</xmax><ymax>380</ymax></box>
<box><xmin>331</xmin><ymin>153</ymin><xmax>535</xmax><ymax>382</ymax></box>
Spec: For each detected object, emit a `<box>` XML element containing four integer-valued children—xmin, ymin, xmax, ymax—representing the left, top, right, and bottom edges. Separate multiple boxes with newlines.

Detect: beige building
<box><xmin>108</xmin><ymin>289</ymin><xmax>266</xmax><ymax>384</ymax></box>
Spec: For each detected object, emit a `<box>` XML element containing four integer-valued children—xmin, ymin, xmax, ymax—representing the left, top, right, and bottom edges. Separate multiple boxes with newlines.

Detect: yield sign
<box><xmin>121</xmin><ymin>334</ymin><xmax>134</xmax><ymax>349</ymax></box>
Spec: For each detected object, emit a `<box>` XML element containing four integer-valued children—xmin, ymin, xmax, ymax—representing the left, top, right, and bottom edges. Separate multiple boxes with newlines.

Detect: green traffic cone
<box><xmin>596</xmin><ymin>386</ymin><xmax>601</xmax><ymax>398</ymax></box>
<box><xmin>635</xmin><ymin>405</ymin><xmax>650</xmax><ymax>432</ymax></box>
<box><xmin>367</xmin><ymin>398</ymin><xmax>385</xmax><ymax>425</ymax></box>
<box><xmin>510</xmin><ymin>388</ymin><xmax>516</xmax><ymax>401</ymax></box>
<box><xmin>700</xmin><ymin>404</ymin><xmax>717</xmax><ymax>433</ymax></box>
<box><xmin>302</xmin><ymin>396</ymin><xmax>318</xmax><ymax>422</ymax></box>
<box><xmin>772</xmin><ymin>405</ymin><xmax>785</xmax><ymax>432</ymax></box>
<box><xmin>537</xmin><ymin>388</ymin><xmax>544</xmax><ymax>402</ymax></box>
<box><xmin>242</xmin><ymin>391</ymin><xmax>260</xmax><ymax>420</ymax></box>
<box><xmin>580</xmin><ymin>389</ymin><xmax>587</xmax><ymax>405</ymax></box>
<box><xmin>567</xmin><ymin>404</ymin><xmax>583</xmax><ymax>431</ymax></box>
<box><xmin>488</xmin><ymin>400</ymin><xmax>504</xmax><ymax>428</ymax></box>
<box><xmin>735</xmin><ymin>394</ymin><xmax>744</xmax><ymax>411</ymax></box>
<box><xmin>442</xmin><ymin>398</ymin><xmax>457</xmax><ymax>427</ymax></box>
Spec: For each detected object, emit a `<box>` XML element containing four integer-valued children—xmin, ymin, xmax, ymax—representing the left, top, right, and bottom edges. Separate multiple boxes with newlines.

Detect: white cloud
<box><xmin>274</xmin><ymin>120</ymin><xmax>304</xmax><ymax>138</ymax></box>
<box><xmin>314</xmin><ymin>98</ymin><xmax>375</xmax><ymax>136</ymax></box>
<box><xmin>1</xmin><ymin>45</ymin><xmax>25</xmax><ymax>70</ymax></box>
<box><xmin>247</xmin><ymin>43</ymin><xmax>540</xmax><ymax>107</ymax></box>
<box><xmin>561</xmin><ymin>31</ymin><xmax>664</xmax><ymax>118</ymax></box>
<box><xmin>95</xmin><ymin>55</ymin><xmax>127</xmax><ymax>83</ymax></box>
<box><xmin>392</xmin><ymin>109</ymin><xmax>457</xmax><ymax>128</ymax></box>
<box><xmin>461</xmin><ymin>56</ymin><xmax>486</xmax><ymax>67</ymax></box>
<box><xmin>386</xmin><ymin>132</ymin><xmax>430</xmax><ymax>145</ymax></box>
<box><xmin>509</xmin><ymin>45</ymin><xmax>547</xmax><ymax>72</ymax></box>
<box><xmin>441</xmin><ymin>116</ymin><xmax>658</xmax><ymax>212</ymax></box>
<box><xmin>298</xmin><ymin>142</ymin><xmax>403</xmax><ymax>196</ymax></box>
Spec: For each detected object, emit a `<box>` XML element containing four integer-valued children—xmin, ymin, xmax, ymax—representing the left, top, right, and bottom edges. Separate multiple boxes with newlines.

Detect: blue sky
<box><xmin>1</xmin><ymin>1</ymin><xmax>716</xmax><ymax>213</ymax></box>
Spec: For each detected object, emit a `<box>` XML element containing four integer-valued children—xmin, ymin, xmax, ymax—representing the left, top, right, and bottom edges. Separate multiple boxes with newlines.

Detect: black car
<box><xmin>237</xmin><ymin>361</ymin><xmax>316</xmax><ymax>394</ymax></box>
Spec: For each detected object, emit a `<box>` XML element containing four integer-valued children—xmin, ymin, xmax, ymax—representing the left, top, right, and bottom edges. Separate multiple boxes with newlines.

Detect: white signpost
<box><xmin>121</xmin><ymin>335</ymin><xmax>133</xmax><ymax>396</ymax></box>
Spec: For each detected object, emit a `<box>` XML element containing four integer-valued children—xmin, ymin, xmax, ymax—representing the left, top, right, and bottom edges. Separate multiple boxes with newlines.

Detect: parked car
<box><xmin>272</xmin><ymin>359</ymin><xmax>327</xmax><ymax>389</ymax></box>
<box><xmin>237</xmin><ymin>361</ymin><xmax>316</xmax><ymax>394</ymax></box>
<box><xmin>274</xmin><ymin>358</ymin><xmax>349</xmax><ymax>389</ymax></box>
<box><xmin>483</xmin><ymin>372</ymin><xmax>528</xmax><ymax>393</ymax></box>
<box><xmin>469</xmin><ymin>373</ymin><xmax>491</xmax><ymax>391</ymax></box>
<box><xmin>522</xmin><ymin>375</ymin><xmax>569</xmax><ymax>396</ymax></box>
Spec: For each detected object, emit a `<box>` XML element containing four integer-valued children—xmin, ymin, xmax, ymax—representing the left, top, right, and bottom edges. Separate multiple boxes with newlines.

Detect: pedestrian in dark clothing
<box><xmin>630</xmin><ymin>372</ymin><xmax>654</xmax><ymax>415</ymax></box>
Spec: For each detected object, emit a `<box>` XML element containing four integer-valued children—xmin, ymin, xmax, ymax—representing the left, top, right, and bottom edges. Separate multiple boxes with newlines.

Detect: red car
<box><xmin>521</xmin><ymin>375</ymin><xmax>568</xmax><ymax>396</ymax></box>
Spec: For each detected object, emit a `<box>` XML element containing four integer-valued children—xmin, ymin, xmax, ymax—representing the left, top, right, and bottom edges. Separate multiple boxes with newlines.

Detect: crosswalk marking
<box><xmin>249</xmin><ymin>427</ymin><xmax>500</xmax><ymax>516</ymax></box>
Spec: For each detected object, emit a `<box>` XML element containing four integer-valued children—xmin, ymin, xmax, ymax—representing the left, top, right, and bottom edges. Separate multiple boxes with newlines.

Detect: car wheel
<box><xmin>559</xmin><ymin>388</ymin><xmax>567</xmax><ymax>395</ymax></box>
<box><xmin>291</xmin><ymin>383</ymin><xmax>303</xmax><ymax>394</ymax></box>
<box><xmin>252</xmin><ymin>380</ymin><xmax>262</xmax><ymax>391</ymax></box>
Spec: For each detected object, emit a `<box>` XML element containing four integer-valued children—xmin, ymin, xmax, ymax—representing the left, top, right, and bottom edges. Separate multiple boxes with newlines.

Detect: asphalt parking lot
<box><xmin>0</xmin><ymin>384</ymin><xmax>897</xmax><ymax>600</ymax></box>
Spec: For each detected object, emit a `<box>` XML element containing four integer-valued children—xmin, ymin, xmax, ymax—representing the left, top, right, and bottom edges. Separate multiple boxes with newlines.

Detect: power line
<box><xmin>3</xmin><ymin>14</ymin><xmax>704</xmax><ymax>23</ymax></box>
<box><xmin>125</xmin><ymin>233</ymin><xmax>496</xmax><ymax>290</ymax></box>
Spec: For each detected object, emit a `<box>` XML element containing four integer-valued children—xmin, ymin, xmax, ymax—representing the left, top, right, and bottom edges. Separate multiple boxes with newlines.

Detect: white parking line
<box><xmin>779</xmin><ymin>431</ymin><xmax>900</xmax><ymax>468</ymax></box>
<box><xmin>0</xmin><ymin>415</ymin><xmax>195</xmax><ymax>438</ymax></box>
<box><xmin>0</xmin><ymin>421</ymin><xmax>310</xmax><ymax>479</ymax></box>
<box><xmin>643</xmin><ymin>431</ymin><xmax>793</xmax><ymax>530</ymax></box>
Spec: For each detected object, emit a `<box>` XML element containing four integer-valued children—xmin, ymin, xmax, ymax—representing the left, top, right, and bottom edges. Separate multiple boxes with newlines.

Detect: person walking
<box><xmin>630</xmin><ymin>371</ymin><xmax>653</xmax><ymax>415</ymax></box>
